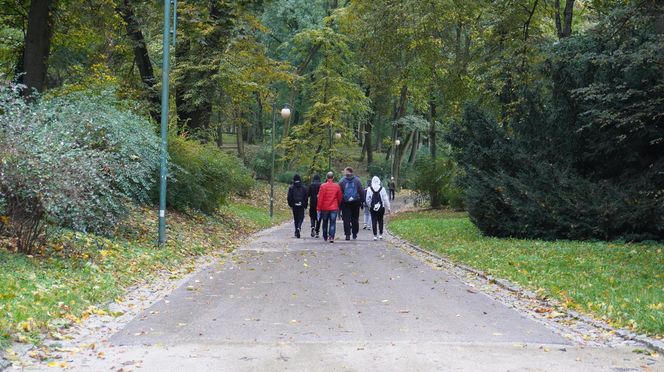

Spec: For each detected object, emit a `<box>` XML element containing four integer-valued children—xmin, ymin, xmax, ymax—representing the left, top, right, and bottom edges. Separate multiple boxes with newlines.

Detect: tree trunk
<box><xmin>19</xmin><ymin>0</ymin><xmax>57</xmax><ymax>98</ymax></box>
<box><xmin>236</xmin><ymin>122</ymin><xmax>244</xmax><ymax>159</ymax></box>
<box><xmin>365</xmin><ymin>114</ymin><xmax>373</xmax><ymax>165</ymax></box>
<box><xmin>116</xmin><ymin>0</ymin><xmax>160</xmax><ymax>122</ymax></box>
<box><xmin>216</xmin><ymin>124</ymin><xmax>223</xmax><ymax>147</ymax></box>
<box><xmin>554</xmin><ymin>0</ymin><xmax>575</xmax><ymax>38</ymax></box>
<box><xmin>255</xmin><ymin>93</ymin><xmax>264</xmax><ymax>142</ymax></box>
<box><xmin>408</xmin><ymin>130</ymin><xmax>420</xmax><ymax>164</ymax></box>
<box><xmin>654</xmin><ymin>0</ymin><xmax>664</xmax><ymax>35</ymax></box>
<box><xmin>429</xmin><ymin>98</ymin><xmax>437</xmax><ymax>159</ymax></box>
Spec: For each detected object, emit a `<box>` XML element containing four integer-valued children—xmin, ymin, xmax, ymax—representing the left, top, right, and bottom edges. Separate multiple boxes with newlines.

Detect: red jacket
<box><xmin>317</xmin><ymin>179</ymin><xmax>342</xmax><ymax>212</ymax></box>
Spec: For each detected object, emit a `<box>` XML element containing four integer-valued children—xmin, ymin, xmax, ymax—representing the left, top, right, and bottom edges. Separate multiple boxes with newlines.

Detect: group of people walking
<box><xmin>287</xmin><ymin>167</ymin><xmax>395</xmax><ymax>243</ymax></box>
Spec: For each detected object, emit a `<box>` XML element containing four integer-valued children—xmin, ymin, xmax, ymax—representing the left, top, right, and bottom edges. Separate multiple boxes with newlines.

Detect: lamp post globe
<box><xmin>394</xmin><ymin>139</ymin><xmax>401</xmax><ymax>147</ymax></box>
<box><xmin>280</xmin><ymin>107</ymin><xmax>291</xmax><ymax>120</ymax></box>
<box><xmin>334</xmin><ymin>132</ymin><xmax>341</xmax><ymax>140</ymax></box>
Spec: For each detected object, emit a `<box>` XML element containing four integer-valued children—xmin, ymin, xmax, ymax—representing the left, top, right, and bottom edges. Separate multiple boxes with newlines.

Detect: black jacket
<box><xmin>287</xmin><ymin>181</ymin><xmax>309</xmax><ymax>209</ymax></box>
<box><xmin>308</xmin><ymin>181</ymin><xmax>321</xmax><ymax>210</ymax></box>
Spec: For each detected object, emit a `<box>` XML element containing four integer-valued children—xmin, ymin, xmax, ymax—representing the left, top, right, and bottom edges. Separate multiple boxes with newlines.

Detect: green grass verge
<box><xmin>0</xmin><ymin>182</ymin><xmax>290</xmax><ymax>350</ymax></box>
<box><xmin>390</xmin><ymin>210</ymin><xmax>664</xmax><ymax>338</ymax></box>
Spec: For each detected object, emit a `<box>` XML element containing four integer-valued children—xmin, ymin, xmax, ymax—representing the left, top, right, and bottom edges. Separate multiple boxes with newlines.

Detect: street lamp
<box><xmin>328</xmin><ymin>131</ymin><xmax>341</xmax><ymax>171</ymax></box>
<box><xmin>270</xmin><ymin>103</ymin><xmax>291</xmax><ymax>219</ymax></box>
<box><xmin>392</xmin><ymin>138</ymin><xmax>401</xmax><ymax>187</ymax></box>
<box><xmin>158</xmin><ymin>0</ymin><xmax>177</xmax><ymax>246</ymax></box>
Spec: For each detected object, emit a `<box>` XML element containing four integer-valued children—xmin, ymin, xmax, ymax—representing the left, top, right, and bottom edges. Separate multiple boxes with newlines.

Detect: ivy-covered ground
<box><xmin>390</xmin><ymin>210</ymin><xmax>664</xmax><ymax>338</ymax></box>
<box><xmin>0</xmin><ymin>183</ymin><xmax>290</xmax><ymax>350</ymax></box>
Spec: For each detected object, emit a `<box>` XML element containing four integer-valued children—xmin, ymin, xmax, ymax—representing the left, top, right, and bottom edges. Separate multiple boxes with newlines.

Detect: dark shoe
<box><xmin>295</xmin><ymin>229</ymin><xmax>300</xmax><ymax>238</ymax></box>
<box><xmin>345</xmin><ymin>235</ymin><xmax>350</xmax><ymax>241</ymax></box>
<box><xmin>330</xmin><ymin>239</ymin><xmax>334</xmax><ymax>243</ymax></box>
<box><xmin>352</xmin><ymin>234</ymin><xmax>357</xmax><ymax>240</ymax></box>
<box><xmin>315</xmin><ymin>233</ymin><xmax>320</xmax><ymax>238</ymax></box>
<box><xmin>323</xmin><ymin>236</ymin><xmax>328</xmax><ymax>241</ymax></box>
<box><xmin>310</xmin><ymin>227</ymin><xmax>315</xmax><ymax>237</ymax></box>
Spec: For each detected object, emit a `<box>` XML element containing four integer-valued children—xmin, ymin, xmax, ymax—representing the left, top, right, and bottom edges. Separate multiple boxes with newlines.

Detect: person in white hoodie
<box><xmin>365</xmin><ymin>176</ymin><xmax>391</xmax><ymax>240</ymax></box>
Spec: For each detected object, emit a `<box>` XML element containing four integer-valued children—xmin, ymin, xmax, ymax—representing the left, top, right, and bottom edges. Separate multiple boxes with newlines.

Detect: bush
<box><xmin>446</xmin><ymin>11</ymin><xmax>664</xmax><ymax>242</ymax></box>
<box><xmin>410</xmin><ymin>157</ymin><xmax>464</xmax><ymax>210</ymax></box>
<box><xmin>277</xmin><ymin>170</ymin><xmax>297</xmax><ymax>184</ymax></box>
<box><xmin>0</xmin><ymin>85</ymin><xmax>160</xmax><ymax>252</ymax></box>
<box><xmin>244</xmin><ymin>144</ymin><xmax>273</xmax><ymax>181</ymax></box>
<box><xmin>165</xmin><ymin>136</ymin><xmax>254</xmax><ymax>213</ymax></box>
<box><xmin>448</xmin><ymin>103</ymin><xmax>663</xmax><ymax>241</ymax></box>
<box><xmin>367</xmin><ymin>160</ymin><xmax>391</xmax><ymax>181</ymax></box>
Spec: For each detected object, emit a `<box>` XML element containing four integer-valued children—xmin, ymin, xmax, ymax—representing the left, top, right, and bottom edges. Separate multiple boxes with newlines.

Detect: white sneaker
<box><xmin>379</xmin><ymin>235</ymin><xmax>383</xmax><ymax>240</ymax></box>
<box><xmin>373</xmin><ymin>236</ymin><xmax>378</xmax><ymax>241</ymax></box>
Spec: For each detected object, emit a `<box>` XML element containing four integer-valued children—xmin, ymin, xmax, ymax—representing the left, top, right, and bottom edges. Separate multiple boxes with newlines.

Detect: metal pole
<box><xmin>158</xmin><ymin>0</ymin><xmax>172</xmax><ymax>245</ymax></box>
<box><xmin>270</xmin><ymin>102</ymin><xmax>277</xmax><ymax>220</ymax></box>
<box><xmin>328</xmin><ymin>126</ymin><xmax>332</xmax><ymax>171</ymax></box>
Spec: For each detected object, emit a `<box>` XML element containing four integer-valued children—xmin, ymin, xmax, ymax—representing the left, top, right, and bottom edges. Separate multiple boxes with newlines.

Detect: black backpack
<box><xmin>292</xmin><ymin>185</ymin><xmax>306</xmax><ymax>207</ymax></box>
<box><xmin>370</xmin><ymin>187</ymin><xmax>384</xmax><ymax>212</ymax></box>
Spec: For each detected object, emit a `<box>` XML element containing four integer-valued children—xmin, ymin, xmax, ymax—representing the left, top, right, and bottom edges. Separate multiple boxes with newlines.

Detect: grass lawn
<box><xmin>0</xmin><ymin>182</ymin><xmax>290</xmax><ymax>350</ymax></box>
<box><xmin>390</xmin><ymin>210</ymin><xmax>664</xmax><ymax>338</ymax></box>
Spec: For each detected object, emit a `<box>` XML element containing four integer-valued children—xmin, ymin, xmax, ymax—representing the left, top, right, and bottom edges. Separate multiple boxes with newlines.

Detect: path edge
<box><xmin>386</xmin><ymin>228</ymin><xmax>664</xmax><ymax>354</ymax></box>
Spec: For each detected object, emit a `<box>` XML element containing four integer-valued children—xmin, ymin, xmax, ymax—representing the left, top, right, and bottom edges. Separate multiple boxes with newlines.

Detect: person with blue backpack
<box><xmin>338</xmin><ymin>167</ymin><xmax>366</xmax><ymax>240</ymax></box>
<box><xmin>365</xmin><ymin>176</ymin><xmax>391</xmax><ymax>240</ymax></box>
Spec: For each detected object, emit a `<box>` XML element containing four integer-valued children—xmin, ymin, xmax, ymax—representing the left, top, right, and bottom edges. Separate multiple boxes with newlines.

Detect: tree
<box><xmin>17</xmin><ymin>0</ymin><xmax>58</xmax><ymax>97</ymax></box>
<box><xmin>281</xmin><ymin>24</ymin><xmax>369</xmax><ymax>174</ymax></box>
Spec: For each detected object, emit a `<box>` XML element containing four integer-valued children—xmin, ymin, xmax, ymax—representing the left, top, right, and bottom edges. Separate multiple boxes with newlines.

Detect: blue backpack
<box><xmin>342</xmin><ymin>177</ymin><xmax>359</xmax><ymax>202</ymax></box>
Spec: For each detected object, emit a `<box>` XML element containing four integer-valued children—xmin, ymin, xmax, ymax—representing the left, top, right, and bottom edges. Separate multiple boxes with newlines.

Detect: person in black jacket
<box><xmin>287</xmin><ymin>174</ymin><xmax>308</xmax><ymax>238</ymax></box>
<box><xmin>338</xmin><ymin>167</ymin><xmax>366</xmax><ymax>240</ymax></box>
<box><xmin>308</xmin><ymin>174</ymin><xmax>322</xmax><ymax>238</ymax></box>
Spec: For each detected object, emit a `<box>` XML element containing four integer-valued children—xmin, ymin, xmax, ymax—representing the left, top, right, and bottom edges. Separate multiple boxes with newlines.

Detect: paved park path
<box><xmin>16</xmin><ymin>207</ymin><xmax>660</xmax><ymax>371</ymax></box>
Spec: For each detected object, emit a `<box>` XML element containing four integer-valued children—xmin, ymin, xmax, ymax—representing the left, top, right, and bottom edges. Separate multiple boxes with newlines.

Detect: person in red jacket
<box><xmin>317</xmin><ymin>171</ymin><xmax>343</xmax><ymax>243</ymax></box>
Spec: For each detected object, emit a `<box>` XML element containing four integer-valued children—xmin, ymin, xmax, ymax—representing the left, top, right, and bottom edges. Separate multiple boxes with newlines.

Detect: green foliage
<box><xmin>391</xmin><ymin>210</ymin><xmax>664</xmax><ymax>336</ymax></box>
<box><xmin>281</xmin><ymin>24</ymin><xmax>370</xmax><ymax>174</ymax></box>
<box><xmin>0</xmin><ymin>85</ymin><xmax>159</xmax><ymax>252</ymax></box>
<box><xmin>277</xmin><ymin>170</ymin><xmax>298</xmax><ymax>184</ymax></box>
<box><xmin>410</xmin><ymin>157</ymin><xmax>463</xmax><ymax>210</ymax></box>
<box><xmin>447</xmin><ymin>8</ymin><xmax>664</xmax><ymax>242</ymax></box>
<box><xmin>367</xmin><ymin>160</ymin><xmax>391</xmax><ymax>181</ymax></box>
<box><xmin>244</xmin><ymin>144</ymin><xmax>274</xmax><ymax>180</ymax></box>
<box><xmin>164</xmin><ymin>136</ymin><xmax>254</xmax><ymax>213</ymax></box>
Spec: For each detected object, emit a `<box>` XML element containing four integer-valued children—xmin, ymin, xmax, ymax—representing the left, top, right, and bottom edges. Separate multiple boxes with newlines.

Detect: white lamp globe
<box><xmin>394</xmin><ymin>139</ymin><xmax>401</xmax><ymax>146</ymax></box>
<box><xmin>280</xmin><ymin>107</ymin><xmax>291</xmax><ymax>120</ymax></box>
<box><xmin>334</xmin><ymin>132</ymin><xmax>342</xmax><ymax>140</ymax></box>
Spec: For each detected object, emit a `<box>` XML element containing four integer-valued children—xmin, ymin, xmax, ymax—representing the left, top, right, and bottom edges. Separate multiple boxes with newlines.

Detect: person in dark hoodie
<box><xmin>287</xmin><ymin>174</ymin><xmax>308</xmax><ymax>238</ymax></box>
<box><xmin>338</xmin><ymin>167</ymin><xmax>366</xmax><ymax>240</ymax></box>
<box><xmin>308</xmin><ymin>174</ymin><xmax>322</xmax><ymax>238</ymax></box>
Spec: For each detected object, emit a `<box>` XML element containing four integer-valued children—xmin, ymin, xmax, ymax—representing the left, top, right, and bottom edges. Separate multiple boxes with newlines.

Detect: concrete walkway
<box><xmin>21</xmin><ymin>217</ymin><xmax>660</xmax><ymax>371</ymax></box>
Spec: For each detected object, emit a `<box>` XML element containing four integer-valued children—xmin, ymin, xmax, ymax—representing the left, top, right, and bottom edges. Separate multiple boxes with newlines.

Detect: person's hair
<box><xmin>344</xmin><ymin>167</ymin><xmax>354</xmax><ymax>174</ymax></box>
<box><xmin>326</xmin><ymin>171</ymin><xmax>334</xmax><ymax>179</ymax></box>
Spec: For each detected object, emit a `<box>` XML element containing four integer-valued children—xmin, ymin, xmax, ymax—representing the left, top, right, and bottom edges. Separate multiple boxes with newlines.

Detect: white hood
<box><xmin>371</xmin><ymin>176</ymin><xmax>381</xmax><ymax>190</ymax></box>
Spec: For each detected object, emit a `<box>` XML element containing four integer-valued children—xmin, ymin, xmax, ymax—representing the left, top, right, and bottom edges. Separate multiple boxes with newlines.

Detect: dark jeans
<box><xmin>320</xmin><ymin>210</ymin><xmax>338</xmax><ymax>240</ymax></box>
<box><xmin>341</xmin><ymin>201</ymin><xmax>361</xmax><ymax>238</ymax></box>
<box><xmin>292</xmin><ymin>207</ymin><xmax>305</xmax><ymax>233</ymax></box>
<box><xmin>309</xmin><ymin>207</ymin><xmax>321</xmax><ymax>233</ymax></box>
<box><xmin>370</xmin><ymin>208</ymin><xmax>385</xmax><ymax>236</ymax></box>
<box><xmin>389</xmin><ymin>189</ymin><xmax>395</xmax><ymax>200</ymax></box>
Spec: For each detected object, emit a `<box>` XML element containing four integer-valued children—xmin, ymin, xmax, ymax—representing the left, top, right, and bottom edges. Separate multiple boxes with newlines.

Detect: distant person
<box><xmin>363</xmin><ymin>178</ymin><xmax>372</xmax><ymax>230</ymax></box>
<box><xmin>317</xmin><ymin>171</ymin><xmax>343</xmax><ymax>243</ymax></box>
<box><xmin>338</xmin><ymin>167</ymin><xmax>366</xmax><ymax>240</ymax></box>
<box><xmin>287</xmin><ymin>174</ymin><xmax>308</xmax><ymax>238</ymax></box>
<box><xmin>366</xmin><ymin>176</ymin><xmax>391</xmax><ymax>240</ymax></box>
<box><xmin>388</xmin><ymin>176</ymin><xmax>396</xmax><ymax>201</ymax></box>
<box><xmin>308</xmin><ymin>174</ymin><xmax>322</xmax><ymax>238</ymax></box>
